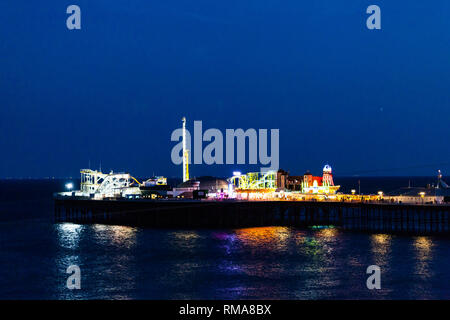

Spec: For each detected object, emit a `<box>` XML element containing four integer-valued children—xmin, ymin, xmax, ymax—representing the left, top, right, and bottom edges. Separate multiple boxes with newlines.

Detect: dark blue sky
<box><xmin>1</xmin><ymin>1</ymin><xmax>449</xmax><ymax>178</ymax></box>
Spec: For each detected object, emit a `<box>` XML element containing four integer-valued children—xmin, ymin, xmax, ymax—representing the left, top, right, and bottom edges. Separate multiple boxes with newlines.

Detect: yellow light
<box><xmin>372</xmin><ymin>234</ymin><xmax>390</xmax><ymax>245</ymax></box>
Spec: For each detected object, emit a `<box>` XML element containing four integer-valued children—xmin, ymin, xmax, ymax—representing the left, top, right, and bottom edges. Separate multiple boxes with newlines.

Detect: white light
<box><xmin>66</xmin><ymin>183</ymin><xmax>74</xmax><ymax>190</ymax></box>
<box><xmin>233</xmin><ymin>171</ymin><xmax>241</xmax><ymax>176</ymax></box>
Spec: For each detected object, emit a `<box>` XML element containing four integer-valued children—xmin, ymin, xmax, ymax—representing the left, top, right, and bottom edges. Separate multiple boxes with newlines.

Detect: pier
<box><xmin>54</xmin><ymin>197</ymin><xmax>450</xmax><ymax>235</ymax></box>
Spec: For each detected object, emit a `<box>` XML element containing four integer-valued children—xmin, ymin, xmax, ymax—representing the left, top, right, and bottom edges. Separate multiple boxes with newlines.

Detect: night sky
<box><xmin>1</xmin><ymin>1</ymin><xmax>449</xmax><ymax>178</ymax></box>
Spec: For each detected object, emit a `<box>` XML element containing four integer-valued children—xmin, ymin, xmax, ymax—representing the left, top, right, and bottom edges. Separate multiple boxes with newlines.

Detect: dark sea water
<box><xmin>1</xmin><ymin>178</ymin><xmax>449</xmax><ymax>300</ymax></box>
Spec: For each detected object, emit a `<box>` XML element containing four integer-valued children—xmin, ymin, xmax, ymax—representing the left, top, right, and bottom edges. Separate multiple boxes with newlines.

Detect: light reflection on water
<box><xmin>215</xmin><ymin>227</ymin><xmax>341</xmax><ymax>299</ymax></box>
<box><xmin>92</xmin><ymin>224</ymin><xmax>138</xmax><ymax>249</ymax></box>
<box><xmin>407</xmin><ymin>236</ymin><xmax>436</xmax><ymax>299</ymax></box>
<box><xmin>370</xmin><ymin>234</ymin><xmax>392</xmax><ymax>267</ymax></box>
<box><xmin>55</xmin><ymin>223</ymin><xmax>85</xmax><ymax>294</ymax></box>
<box><xmin>9</xmin><ymin>223</ymin><xmax>447</xmax><ymax>299</ymax></box>
<box><xmin>414</xmin><ymin>237</ymin><xmax>433</xmax><ymax>259</ymax></box>
<box><xmin>56</xmin><ymin>223</ymin><xmax>139</xmax><ymax>250</ymax></box>
<box><xmin>413</xmin><ymin>237</ymin><xmax>434</xmax><ymax>278</ymax></box>
<box><xmin>56</xmin><ymin>223</ymin><xmax>85</xmax><ymax>249</ymax></box>
<box><xmin>55</xmin><ymin>223</ymin><xmax>139</xmax><ymax>300</ymax></box>
<box><xmin>234</xmin><ymin>226</ymin><xmax>290</xmax><ymax>249</ymax></box>
<box><xmin>170</xmin><ymin>230</ymin><xmax>201</xmax><ymax>243</ymax></box>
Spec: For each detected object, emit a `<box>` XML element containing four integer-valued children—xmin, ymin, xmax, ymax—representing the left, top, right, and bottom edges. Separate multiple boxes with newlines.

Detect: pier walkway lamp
<box><xmin>378</xmin><ymin>191</ymin><xmax>383</xmax><ymax>201</ymax></box>
<box><xmin>65</xmin><ymin>182</ymin><xmax>74</xmax><ymax>190</ymax></box>
<box><xmin>419</xmin><ymin>192</ymin><xmax>425</xmax><ymax>204</ymax></box>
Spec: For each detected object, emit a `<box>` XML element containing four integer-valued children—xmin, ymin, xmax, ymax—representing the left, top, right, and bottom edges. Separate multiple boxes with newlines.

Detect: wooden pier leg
<box><xmin>405</xmin><ymin>208</ymin><xmax>409</xmax><ymax>233</ymax></box>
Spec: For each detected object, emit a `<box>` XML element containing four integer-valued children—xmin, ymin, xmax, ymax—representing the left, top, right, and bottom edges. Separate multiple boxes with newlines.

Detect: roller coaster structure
<box><xmin>80</xmin><ymin>169</ymin><xmax>139</xmax><ymax>197</ymax></box>
<box><xmin>229</xmin><ymin>170</ymin><xmax>277</xmax><ymax>191</ymax></box>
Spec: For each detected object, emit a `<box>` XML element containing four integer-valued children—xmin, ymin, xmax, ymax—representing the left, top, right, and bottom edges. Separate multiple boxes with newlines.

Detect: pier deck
<box><xmin>54</xmin><ymin>197</ymin><xmax>450</xmax><ymax>235</ymax></box>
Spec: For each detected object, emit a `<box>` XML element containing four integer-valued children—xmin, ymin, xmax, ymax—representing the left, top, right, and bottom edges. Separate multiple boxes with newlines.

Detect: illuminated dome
<box><xmin>323</xmin><ymin>164</ymin><xmax>332</xmax><ymax>173</ymax></box>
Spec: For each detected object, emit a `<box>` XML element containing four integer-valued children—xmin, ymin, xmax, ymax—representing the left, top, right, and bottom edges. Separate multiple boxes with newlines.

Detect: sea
<box><xmin>0</xmin><ymin>177</ymin><xmax>449</xmax><ymax>300</ymax></box>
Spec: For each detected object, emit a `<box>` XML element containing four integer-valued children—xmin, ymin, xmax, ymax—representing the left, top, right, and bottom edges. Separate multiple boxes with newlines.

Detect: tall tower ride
<box><xmin>182</xmin><ymin>117</ymin><xmax>189</xmax><ymax>182</ymax></box>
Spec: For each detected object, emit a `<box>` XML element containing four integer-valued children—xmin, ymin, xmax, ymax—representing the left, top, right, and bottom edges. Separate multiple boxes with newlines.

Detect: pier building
<box><xmin>174</xmin><ymin>176</ymin><xmax>229</xmax><ymax>198</ymax></box>
<box><xmin>385</xmin><ymin>171</ymin><xmax>450</xmax><ymax>204</ymax></box>
<box><xmin>264</xmin><ymin>165</ymin><xmax>340</xmax><ymax>194</ymax></box>
<box><xmin>300</xmin><ymin>165</ymin><xmax>340</xmax><ymax>194</ymax></box>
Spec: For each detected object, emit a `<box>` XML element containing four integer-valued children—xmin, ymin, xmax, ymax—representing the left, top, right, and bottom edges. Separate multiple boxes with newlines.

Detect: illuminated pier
<box><xmin>54</xmin><ymin>170</ymin><xmax>450</xmax><ymax>234</ymax></box>
<box><xmin>53</xmin><ymin>117</ymin><xmax>450</xmax><ymax>234</ymax></box>
<box><xmin>54</xmin><ymin>164</ymin><xmax>450</xmax><ymax>234</ymax></box>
